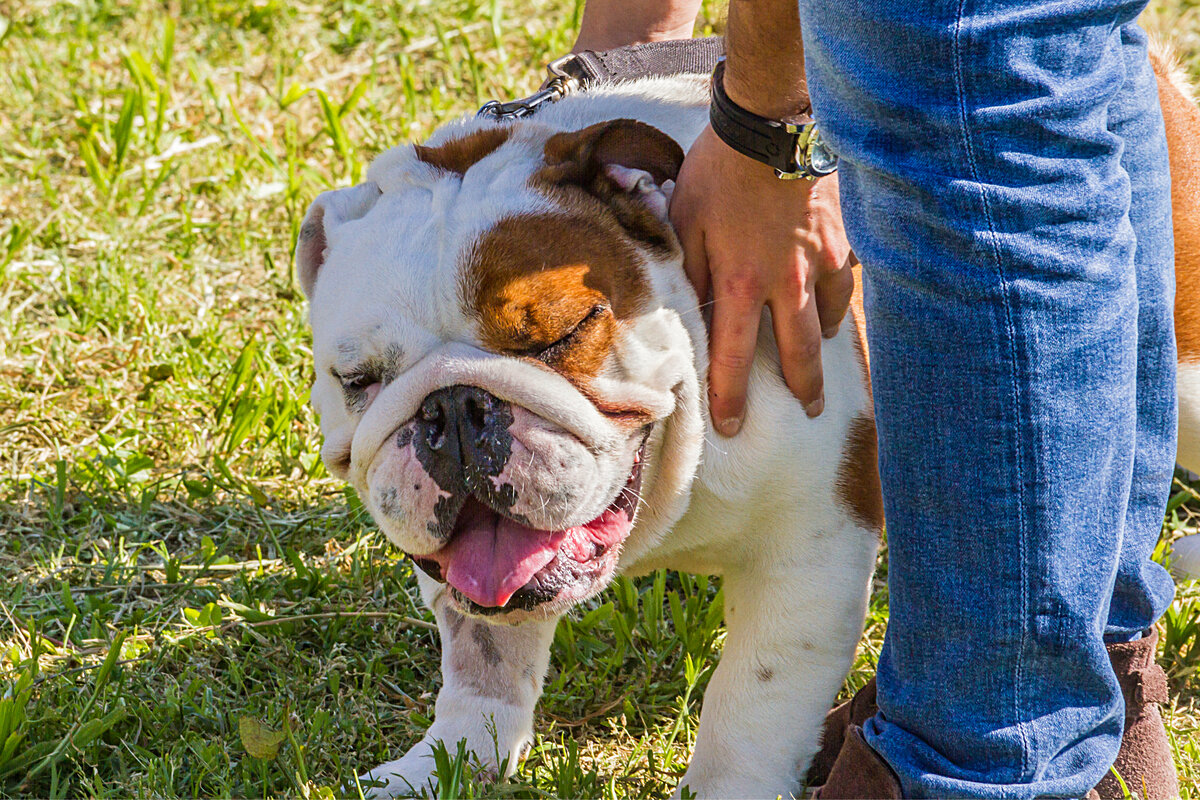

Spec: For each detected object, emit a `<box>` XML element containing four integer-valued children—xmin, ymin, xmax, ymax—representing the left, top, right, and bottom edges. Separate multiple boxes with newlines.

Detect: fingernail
<box><xmin>716</xmin><ymin>415</ymin><xmax>743</xmax><ymax>437</ymax></box>
<box><xmin>806</xmin><ymin>394</ymin><xmax>825</xmax><ymax>418</ymax></box>
<box><xmin>822</xmin><ymin>324</ymin><xmax>839</xmax><ymax>339</ymax></box>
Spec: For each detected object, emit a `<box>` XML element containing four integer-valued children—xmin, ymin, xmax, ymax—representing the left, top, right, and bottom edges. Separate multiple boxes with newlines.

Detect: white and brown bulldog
<box><xmin>297</xmin><ymin>75</ymin><xmax>882</xmax><ymax>799</ymax></box>
<box><xmin>296</xmin><ymin>50</ymin><xmax>1200</xmax><ymax>798</ymax></box>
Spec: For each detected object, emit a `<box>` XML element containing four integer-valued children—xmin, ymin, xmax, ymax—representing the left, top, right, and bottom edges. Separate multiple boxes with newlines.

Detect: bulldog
<box><xmin>296</xmin><ymin>73</ymin><xmax>882</xmax><ymax>798</ymax></box>
<box><xmin>293</xmin><ymin>38</ymin><xmax>1200</xmax><ymax>795</ymax></box>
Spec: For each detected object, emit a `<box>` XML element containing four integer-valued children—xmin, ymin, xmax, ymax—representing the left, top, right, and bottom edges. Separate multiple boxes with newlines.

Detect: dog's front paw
<box><xmin>356</xmin><ymin>741</ymin><xmax>446</xmax><ymax>799</ymax></box>
<box><xmin>356</xmin><ymin>726</ymin><xmax>528</xmax><ymax>799</ymax></box>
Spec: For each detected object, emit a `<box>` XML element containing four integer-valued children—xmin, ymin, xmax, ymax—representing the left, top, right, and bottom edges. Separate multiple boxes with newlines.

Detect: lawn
<box><xmin>0</xmin><ymin>0</ymin><xmax>1198</xmax><ymax>797</ymax></box>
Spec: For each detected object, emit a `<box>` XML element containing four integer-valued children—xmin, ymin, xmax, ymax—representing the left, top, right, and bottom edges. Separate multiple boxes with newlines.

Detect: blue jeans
<box><xmin>799</xmin><ymin>0</ymin><xmax>1177</xmax><ymax>795</ymax></box>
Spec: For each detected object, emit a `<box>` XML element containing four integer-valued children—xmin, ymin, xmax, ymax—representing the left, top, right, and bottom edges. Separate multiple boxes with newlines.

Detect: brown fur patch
<box><xmin>467</xmin><ymin>214</ymin><xmax>649</xmax><ymax>383</ymax></box>
<box><xmin>541</xmin><ymin>119</ymin><xmax>683</xmax><ymax>187</ymax></box>
<box><xmin>536</xmin><ymin>120</ymin><xmax>684</xmax><ymax>251</ymax></box>
<box><xmin>836</xmin><ymin>413</ymin><xmax>884</xmax><ymax>531</ymax></box>
<box><xmin>415</xmin><ymin>127</ymin><xmax>512</xmax><ymax>175</ymax></box>
<box><xmin>848</xmin><ymin>260</ymin><xmax>872</xmax><ymax>395</ymax></box>
<box><xmin>1154</xmin><ymin>53</ymin><xmax>1200</xmax><ymax>364</ymax></box>
<box><xmin>448</xmin><ymin>642</ymin><xmax>518</xmax><ymax>703</ymax></box>
<box><xmin>472</xmin><ymin>624</ymin><xmax>502</xmax><ymax>666</ymax></box>
<box><xmin>841</xmin><ymin>260</ymin><xmax>879</xmax><ymax>530</ymax></box>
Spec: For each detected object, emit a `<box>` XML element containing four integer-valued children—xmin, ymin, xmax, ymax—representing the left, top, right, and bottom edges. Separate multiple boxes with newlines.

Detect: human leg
<box><xmin>1091</xmin><ymin>23</ymin><xmax>1180</xmax><ymax>798</ymax></box>
<box><xmin>799</xmin><ymin>0</ymin><xmax>1170</xmax><ymax>795</ymax></box>
<box><xmin>1104</xmin><ymin>20</ymin><xmax>1177</xmax><ymax>647</ymax></box>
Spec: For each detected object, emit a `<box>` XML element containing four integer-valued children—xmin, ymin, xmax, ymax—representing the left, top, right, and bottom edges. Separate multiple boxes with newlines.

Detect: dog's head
<box><xmin>297</xmin><ymin>118</ymin><xmax>706</xmax><ymax>621</ymax></box>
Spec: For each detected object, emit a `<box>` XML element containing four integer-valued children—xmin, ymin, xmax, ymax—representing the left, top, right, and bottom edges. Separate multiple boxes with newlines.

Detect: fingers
<box><xmin>666</xmin><ymin>124</ymin><xmax>850</xmax><ymax>434</ymax></box>
<box><xmin>770</xmin><ymin>294</ymin><xmax>825</xmax><ymax>418</ymax></box>
<box><xmin>707</xmin><ymin>273</ymin><xmax>764</xmax><ymax>436</ymax></box>
<box><xmin>814</xmin><ymin>254</ymin><xmax>856</xmax><ymax>339</ymax></box>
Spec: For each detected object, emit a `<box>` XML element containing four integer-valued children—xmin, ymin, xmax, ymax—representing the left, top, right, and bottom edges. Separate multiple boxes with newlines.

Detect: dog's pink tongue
<box><xmin>439</xmin><ymin>501</ymin><xmax>565</xmax><ymax>608</ymax></box>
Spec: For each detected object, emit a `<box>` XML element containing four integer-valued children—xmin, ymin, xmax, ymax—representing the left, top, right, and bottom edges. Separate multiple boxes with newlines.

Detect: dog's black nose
<box><xmin>418</xmin><ymin>385</ymin><xmax>499</xmax><ymax>452</ymax></box>
<box><xmin>413</xmin><ymin>386</ymin><xmax>513</xmax><ymax>493</ymax></box>
<box><xmin>417</xmin><ymin>388</ymin><xmax>457</xmax><ymax>453</ymax></box>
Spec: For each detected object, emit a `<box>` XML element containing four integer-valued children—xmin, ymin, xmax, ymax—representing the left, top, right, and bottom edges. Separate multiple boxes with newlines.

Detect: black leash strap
<box><xmin>478</xmin><ymin>37</ymin><xmax>725</xmax><ymax>120</ymax></box>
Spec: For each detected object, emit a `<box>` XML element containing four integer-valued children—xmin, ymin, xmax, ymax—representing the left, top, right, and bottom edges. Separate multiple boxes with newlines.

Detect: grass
<box><xmin>0</xmin><ymin>0</ymin><xmax>1197</xmax><ymax>796</ymax></box>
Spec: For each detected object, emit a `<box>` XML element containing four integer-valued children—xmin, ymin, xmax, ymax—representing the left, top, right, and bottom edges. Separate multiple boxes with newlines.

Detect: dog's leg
<box><xmin>676</xmin><ymin>525</ymin><xmax>878</xmax><ymax>799</ymax></box>
<box><xmin>360</xmin><ymin>575</ymin><xmax>557</xmax><ymax>798</ymax></box>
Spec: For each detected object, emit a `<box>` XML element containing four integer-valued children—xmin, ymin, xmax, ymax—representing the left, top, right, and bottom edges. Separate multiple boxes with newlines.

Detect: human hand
<box><xmin>668</xmin><ymin>124</ymin><xmax>854</xmax><ymax>435</ymax></box>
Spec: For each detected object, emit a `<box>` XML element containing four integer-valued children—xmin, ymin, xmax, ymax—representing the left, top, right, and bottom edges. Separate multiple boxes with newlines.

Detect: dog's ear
<box><xmin>295</xmin><ymin>181</ymin><xmax>383</xmax><ymax>299</ymax></box>
<box><xmin>539</xmin><ymin>120</ymin><xmax>684</xmax><ymax>243</ymax></box>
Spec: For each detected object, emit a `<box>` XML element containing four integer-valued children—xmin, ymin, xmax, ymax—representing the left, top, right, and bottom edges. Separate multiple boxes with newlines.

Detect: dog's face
<box><xmin>298</xmin><ymin>118</ymin><xmax>705</xmax><ymax>621</ymax></box>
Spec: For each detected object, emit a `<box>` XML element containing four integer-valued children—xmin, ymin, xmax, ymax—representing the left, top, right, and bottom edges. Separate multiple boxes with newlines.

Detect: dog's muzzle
<box><xmin>394</xmin><ymin>385</ymin><xmax>649</xmax><ymax>614</ymax></box>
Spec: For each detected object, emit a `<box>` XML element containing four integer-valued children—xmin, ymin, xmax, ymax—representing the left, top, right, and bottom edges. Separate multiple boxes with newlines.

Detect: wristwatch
<box><xmin>709</xmin><ymin>60</ymin><xmax>838</xmax><ymax>180</ymax></box>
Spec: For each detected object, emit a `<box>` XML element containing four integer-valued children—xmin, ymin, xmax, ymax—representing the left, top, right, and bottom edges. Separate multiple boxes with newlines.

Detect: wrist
<box><xmin>722</xmin><ymin>61</ymin><xmax>811</xmax><ymax>121</ymax></box>
<box><xmin>709</xmin><ymin>62</ymin><xmax>838</xmax><ymax>180</ymax></box>
<box><xmin>723</xmin><ymin>0</ymin><xmax>809</xmax><ymax>121</ymax></box>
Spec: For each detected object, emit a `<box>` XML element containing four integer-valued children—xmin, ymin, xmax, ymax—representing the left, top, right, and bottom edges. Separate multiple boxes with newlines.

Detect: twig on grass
<box><xmin>1176</xmin><ymin>477</ymin><xmax>1200</xmax><ymax>504</ymax></box>
<box><xmin>543</xmin><ymin>695</ymin><xmax>627</xmax><ymax>728</ymax></box>
<box><xmin>33</xmin><ymin>558</ymin><xmax>284</xmax><ymax>585</ymax></box>
<box><xmin>236</xmin><ymin>610</ymin><xmax>437</xmax><ymax>632</ymax></box>
<box><xmin>31</xmin><ymin>657</ymin><xmax>144</xmax><ymax>687</ymax></box>
<box><xmin>152</xmin><ymin>609</ymin><xmax>438</xmax><ymax>643</ymax></box>
<box><xmin>18</xmin><ymin>582</ymin><xmax>196</xmax><ymax>603</ymax></box>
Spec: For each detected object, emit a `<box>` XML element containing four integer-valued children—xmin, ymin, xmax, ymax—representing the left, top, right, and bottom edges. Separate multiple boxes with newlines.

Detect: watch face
<box><xmin>808</xmin><ymin>131</ymin><xmax>838</xmax><ymax>175</ymax></box>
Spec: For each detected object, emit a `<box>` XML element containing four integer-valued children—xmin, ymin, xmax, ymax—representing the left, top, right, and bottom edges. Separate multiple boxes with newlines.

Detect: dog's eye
<box><xmin>339</xmin><ymin>373</ymin><xmax>375</xmax><ymax>391</ymax></box>
<box><xmin>535</xmin><ymin>303</ymin><xmax>609</xmax><ymax>359</ymax></box>
<box><xmin>331</xmin><ymin>368</ymin><xmax>382</xmax><ymax>413</ymax></box>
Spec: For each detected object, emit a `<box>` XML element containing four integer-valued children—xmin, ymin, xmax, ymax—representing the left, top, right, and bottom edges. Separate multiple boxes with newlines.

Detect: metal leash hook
<box><xmin>477</xmin><ymin>55</ymin><xmax>585</xmax><ymax>120</ymax></box>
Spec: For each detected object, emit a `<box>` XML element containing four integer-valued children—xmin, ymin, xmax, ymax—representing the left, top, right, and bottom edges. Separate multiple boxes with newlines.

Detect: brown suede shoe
<box><xmin>813</xmin><ymin>725</ymin><xmax>902</xmax><ymax>799</ymax></box>
<box><xmin>808</xmin><ymin>678</ymin><xmax>879</xmax><ymax>786</ymax></box>
<box><xmin>811</xmin><ymin>631</ymin><xmax>1178</xmax><ymax>798</ymax></box>
<box><xmin>1093</xmin><ymin>630</ymin><xmax>1179</xmax><ymax>800</ymax></box>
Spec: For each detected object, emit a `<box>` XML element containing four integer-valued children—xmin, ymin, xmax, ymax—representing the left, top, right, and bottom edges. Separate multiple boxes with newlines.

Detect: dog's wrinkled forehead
<box><xmin>305</xmin><ymin>131</ymin><xmax>540</xmax><ymax>348</ymax></box>
<box><xmin>301</xmin><ymin>117</ymin><xmax>684</xmax><ymax>385</ymax></box>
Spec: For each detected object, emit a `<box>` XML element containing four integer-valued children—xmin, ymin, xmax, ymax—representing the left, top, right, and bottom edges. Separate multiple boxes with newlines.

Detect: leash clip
<box><xmin>477</xmin><ymin>55</ymin><xmax>584</xmax><ymax>120</ymax></box>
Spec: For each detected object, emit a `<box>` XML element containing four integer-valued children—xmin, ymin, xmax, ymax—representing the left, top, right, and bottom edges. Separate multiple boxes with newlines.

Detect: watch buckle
<box><xmin>776</xmin><ymin>122</ymin><xmax>838</xmax><ymax>180</ymax></box>
<box><xmin>773</xmin><ymin>121</ymin><xmax>807</xmax><ymax>180</ymax></box>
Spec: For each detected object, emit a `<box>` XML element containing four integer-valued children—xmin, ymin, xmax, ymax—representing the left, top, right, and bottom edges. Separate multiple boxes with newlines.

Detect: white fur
<box><xmin>303</xmin><ymin>75</ymin><xmax>879</xmax><ymax>799</ymax></box>
<box><xmin>1173</xmin><ymin>363</ymin><xmax>1200</xmax><ymax>579</ymax></box>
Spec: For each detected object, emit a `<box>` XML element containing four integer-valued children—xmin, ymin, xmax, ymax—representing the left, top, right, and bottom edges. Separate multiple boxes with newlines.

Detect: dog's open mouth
<box><xmin>411</xmin><ymin>444</ymin><xmax>646</xmax><ymax>613</ymax></box>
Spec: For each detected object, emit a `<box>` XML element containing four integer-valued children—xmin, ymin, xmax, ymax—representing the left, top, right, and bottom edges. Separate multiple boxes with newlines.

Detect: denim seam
<box><xmin>950</xmin><ymin>0</ymin><xmax>1033</xmax><ymax>781</ymax></box>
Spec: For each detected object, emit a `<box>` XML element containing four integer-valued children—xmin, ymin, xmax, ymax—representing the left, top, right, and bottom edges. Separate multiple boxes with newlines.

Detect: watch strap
<box><xmin>709</xmin><ymin>60</ymin><xmax>825</xmax><ymax>178</ymax></box>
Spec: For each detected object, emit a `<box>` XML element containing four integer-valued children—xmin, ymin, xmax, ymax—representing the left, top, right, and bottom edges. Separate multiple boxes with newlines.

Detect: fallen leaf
<box><xmin>239</xmin><ymin>716</ymin><xmax>285</xmax><ymax>760</ymax></box>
